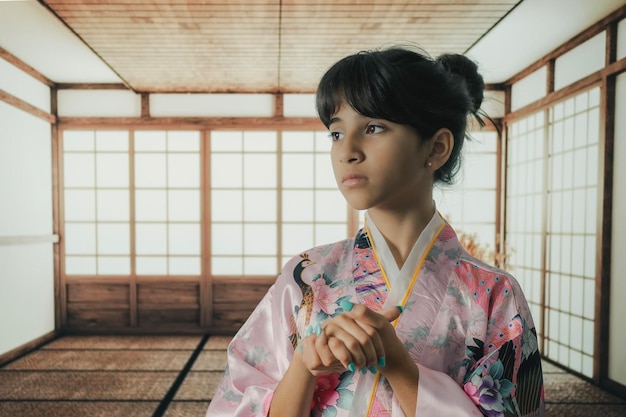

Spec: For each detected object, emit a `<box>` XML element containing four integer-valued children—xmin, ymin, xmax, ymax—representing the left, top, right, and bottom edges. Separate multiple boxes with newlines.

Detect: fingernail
<box><xmin>378</xmin><ymin>357</ymin><xmax>386</xmax><ymax>367</ymax></box>
<box><xmin>369</xmin><ymin>366</ymin><xmax>378</xmax><ymax>374</ymax></box>
<box><xmin>314</xmin><ymin>323</ymin><xmax>322</xmax><ymax>336</ymax></box>
<box><xmin>305</xmin><ymin>327</ymin><xmax>312</xmax><ymax>337</ymax></box>
<box><xmin>360</xmin><ymin>367</ymin><xmax>367</xmax><ymax>374</ymax></box>
<box><xmin>299</xmin><ymin>344</ymin><xmax>303</xmax><ymax>352</ymax></box>
<box><xmin>348</xmin><ymin>363</ymin><xmax>356</xmax><ymax>373</ymax></box>
<box><xmin>340</xmin><ymin>299</ymin><xmax>354</xmax><ymax>312</ymax></box>
<box><xmin>396</xmin><ymin>305</ymin><xmax>404</xmax><ymax>313</ymax></box>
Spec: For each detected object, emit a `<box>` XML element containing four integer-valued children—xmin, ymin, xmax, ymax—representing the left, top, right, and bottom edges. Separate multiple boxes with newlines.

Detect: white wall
<box><xmin>609</xmin><ymin>72</ymin><xmax>626</xmax><ymax>386</ymax></box>
<box><xmin>0</xmin><ymin>95</ymin><xmax>55</xmax><ymax>355</ymax></box>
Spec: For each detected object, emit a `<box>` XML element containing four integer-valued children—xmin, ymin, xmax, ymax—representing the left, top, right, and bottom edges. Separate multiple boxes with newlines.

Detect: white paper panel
<box><xmin>283</xmin><ymin>94</ymin><xmax>317</xmax><ymax>117</ymax></box>
<box><xmin>57</xmin><ymin>90</ymin><xmax>141</xmax><ymax>117</ymax></box>
<box><xmin>98</xmin><ymin>256</ymin><xmax>130</xmax><ymax>275</ymax></box>
<box><xmin>243</xmin><ymin>131</ymin><xmax>276</xmax><ymax>151</ymax></box>
<box><xmin>283</xmin><ymin>191</ymin><xmax>314</xmax><ymax>222</ymax></box>
<box><xmin>555</xmin><ymin>32</ymin><xmax>605</xmax><ymax>91</ymax></box>
<box><xmin>169</xmin><ymin>190</ymin><xmax>200</xmax><ymax>221</ymax></box>
<box><xmin>0</xmin><ymin>101</ymin><xmax>52</xmax><ymax>236</ymax></box>
<box><xmin>65</xmin><ymin>256</ymin><xmax>96</xmax><ymax>275</ymax></box>
<box><xmin>212</xmin><ymin>224</ymin><xmax>243</xmax><ymax>255</ymax></box>
<box><xmin>136</xmin><ymin>256</ymin><xmax>167</xmax><ymax>275</ymax></box>
<box><xmin>169</xmin><ymin>223</ymin><xmax>200</xmax><ymax>255</ymax></box>
<box><xmin>97</xmin><ymin>223</ymin><xmax>130</xmax><ymax>255</ymax></box>
<box><xmin>244</xmin><ymin>257</ymin><xmax>276</xmax><ymax>275</ymax></box>
<box><xmin>211</xmin><ymin>131</ymin><xmax>242</xmax><ymax>151</ymax></box>
<box><xmin>315</xmin><ymin>190</ymin><xmax>347</xmax><ymax>222</ymax></box>
<box><xmin>0</xmin><ymin>57</ymin><xmax>50</xmax><ymax>112</ymax></box>
<box><xmin>134</xmin><ymin>131</ymin><xmax>166</xmax><ymax>151</ymax></box>
<box><xmin>135</xmin><ymin>154</ymin><xmax>167</xmax><ymax>188</ymax></box>
<box><xmin>283</xmin><ymin>131</ymin><xmax>315</xmax><ymax>152</ymax></box>
<box><xmin>169</xmin><ymin>257</ymin><xmax>200</xmax><ymax>275</ymax></box>
<box><xmin>167</xmin><ymin>154</ymin><xmax>200</xmax><ymax>188</ymax></box>
<box><xmin>136</xmin><ymin>224</ymin><xmax>167</xmax><ymax>255</ymax></box>
<box><xmin>135</xmin><ymin>190</ymin><xmax>167</xmax><ymax>221</ymax></box>
<box><xmin>314</xmin><ymin>224</ymin><xmax>346</xmax><ymax>247</ymax></box>
<box><xmin>212</xmin><ymin>257</ymin><xmax>243</xmax><ymax>275</ymax></box>
<box><xmin>211</xmin><ymin>154</ymin><xmax>242</xmax><ymax>188</ymax></box>
<box><xmin>243</xmin><ymin>190</ymin><xmax>276</xmax><ymax>222</ymax></box>
<box><xmin>282</xmin><ymin>224</ymin><xmax>314</xmax><ymax>255</ymax></box>
<box><xmin>168</xmin><ymin>131</ymin><xmax>200</xmax><ymax>151</ymax></box>
<box><xmin>283</xmin><ymin>154</ymin><xmax>314</xmax><ymax>188</ymax></box>
<box><xmin>0</xmin><ymin>244</ymin><xmax>54</xmax><ymax>356</ymax></box>
<box><xmin>244</xmin><ymin>224</ymin><xmax>276</xmax><ymax>255</ymax></box>
<box><xmin>511</xmin><ymin>66</ymin><xmax>547</xmax><ymax>111</ymax></box>
<box><xmin>150</xmin><ymin>93</ymin><xmax>274</xmax><ymax>117</ymax></box>
<box><xmin>243</xmin><ymin>154</ymin><xmax>275</xmax><ymax>188</ymax></box>
<box><xmin>212</xmin><ymin>190</ymin><xmax>243</xmax><ymax>222</ymax></box>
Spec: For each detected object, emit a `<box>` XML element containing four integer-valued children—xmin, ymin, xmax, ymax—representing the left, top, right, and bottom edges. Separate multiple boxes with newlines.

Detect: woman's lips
<box><xmin>342</xmin><ymin>174</ymin><xmax>368</xmax><ymax>187</ymax></box>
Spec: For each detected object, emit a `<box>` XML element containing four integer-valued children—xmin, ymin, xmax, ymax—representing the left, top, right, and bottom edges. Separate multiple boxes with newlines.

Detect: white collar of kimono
<box><xmin>363</xmin><ymin>207</ymin><xmax>444</xmax><ymax>307</ymax></box>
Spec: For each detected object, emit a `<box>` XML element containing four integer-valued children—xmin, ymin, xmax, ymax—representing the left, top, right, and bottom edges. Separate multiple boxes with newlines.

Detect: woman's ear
<box><xmin>424</xmin><ymin>128</ymin><xmax>454</xmax><ymax>170</ymax></box>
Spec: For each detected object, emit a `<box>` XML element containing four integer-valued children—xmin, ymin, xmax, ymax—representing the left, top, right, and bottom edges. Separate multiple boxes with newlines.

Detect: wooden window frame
<box><xmin>502</xmin><ymin>5</ymin><xmax>626</xmax><ymax>396</ymax></box>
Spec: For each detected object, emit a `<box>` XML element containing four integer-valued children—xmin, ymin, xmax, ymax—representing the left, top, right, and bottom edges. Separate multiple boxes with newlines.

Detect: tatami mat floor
<box><xmin>0</xmin><ymin>335</ymin><xmax>624</xmax><ymax>416</ymax></box>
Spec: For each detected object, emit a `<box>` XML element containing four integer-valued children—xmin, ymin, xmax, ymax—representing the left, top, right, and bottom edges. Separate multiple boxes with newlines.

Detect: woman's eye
<box><xmin>365</xmin><ymin>124</ymin><xmax>385</xmax><ymax>134</ymax></box>
<box><xmin>328</xmin><ymin>131</ymin><xmax>344</xmax><ymax>142</ymax></box>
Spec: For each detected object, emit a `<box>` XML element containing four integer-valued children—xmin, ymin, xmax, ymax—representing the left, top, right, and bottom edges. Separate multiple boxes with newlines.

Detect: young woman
<box><xmin>206</xmin><ymin>46</ymin><xmax>545</xmax><ymax>417</ymax></box>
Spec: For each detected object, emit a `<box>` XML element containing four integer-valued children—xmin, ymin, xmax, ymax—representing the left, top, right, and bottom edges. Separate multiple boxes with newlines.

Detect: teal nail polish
<box><xmin>360</xmin><ymin>367</ymin><xmax>367</xmax><ymax>374</ymax></box>
<box><xmin>378</xmin><ymin>357</ymin><xmax>386</xmax><ymax>367</ymax></box>
<box><xmin>396</xmin><ymin>305</ymin><xmax>404</xmax><ymax>313</ymax></box>
<box><xmin>348</xmin><ymin>363</ymin><xmax>356</xmax><ymax>373</ymax></box>
<box><xmin>299</xmin><ymin>344</ymin><xmax>303</xmax><ymax>352</ymax></box>
<box><xmin>369</xmin><ymin>366</ymin><xmax>378</xmax><ymax>374</ymax></box>
<box><xmin>340</xmin><ymin>299</ymin><xmax>354</xmax><ymax>312</ymax></box>
<box><xmin>314</xmin><ymin>323</ymin><xmax>322</xmax><ymax>336</ymax></box>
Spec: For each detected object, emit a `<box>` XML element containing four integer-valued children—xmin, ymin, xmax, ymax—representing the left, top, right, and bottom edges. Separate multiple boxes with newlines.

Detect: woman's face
<box><xmin>328</xmin><ymin>102</ymin><xmax>433</xmax><ymax>212</ymax></box>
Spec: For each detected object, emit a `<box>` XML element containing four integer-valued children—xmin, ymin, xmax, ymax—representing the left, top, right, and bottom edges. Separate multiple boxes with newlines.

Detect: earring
<box><xmin>427</xmin><ymin>161</ymin><xmax>433</xmax><ymax>167</ymax></box>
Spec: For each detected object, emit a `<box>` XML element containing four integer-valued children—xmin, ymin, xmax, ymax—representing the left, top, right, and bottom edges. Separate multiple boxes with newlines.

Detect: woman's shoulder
<box><xmin>454</xmin><ymin>250</ymin><xmax>525</xmax><ymax>302</ymax></box>
<box><xmin>287</xmin><ymin>238</ymin><xmax>354</xmax><ymax>263</ymax></box>
<box><xmin>281</xmin><ymin>237</ymin><xmax>355</xmax><ymax>272</ymax></box>
<box><xmin>455</xmin><ymin>251</ymin><xmax>537</xmax><ymax>333</ymax></box>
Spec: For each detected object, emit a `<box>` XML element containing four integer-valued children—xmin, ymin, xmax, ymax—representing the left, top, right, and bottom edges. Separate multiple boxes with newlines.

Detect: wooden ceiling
<box><xmin>41</xmin><ymin>0</ymin><xmax>521</xmax><ymax>94</ymax></box>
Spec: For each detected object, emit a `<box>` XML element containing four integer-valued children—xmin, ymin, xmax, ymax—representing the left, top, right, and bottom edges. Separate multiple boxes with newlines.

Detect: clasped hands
<box><xmin>298</xmin><ymin>301</ymin><xmax>404</xmax><ymax>377</ymax></box>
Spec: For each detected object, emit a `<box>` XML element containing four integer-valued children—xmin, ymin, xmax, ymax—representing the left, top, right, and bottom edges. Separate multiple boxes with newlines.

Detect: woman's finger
<box><xmin>300</xmin><ymin>333</ymin><xmax>346</xmax><ymax>376</ymax></box>
<box><xmin>313</xmin><ymin>328</ymin><xmax>342</xmax><ymax>368</ymax></box>
<box><xmin>325</xmin><ymin>335</ymin><xmax>355</xmax><ymax>371</ymax></box>
<box><xmin>352</xmin><ymin>320</ymin><xmax>386</xmax><ymax>369</ymax></box>
<box><xmin>337</xmin><ymin>303</ymin><xmax>405</xmax><ymax>370</ymax></box>
<box><xmin>344</xmin><ymin>303</ymin><xmax>403</xmax><ymax>328</ymax></box>
<box><xmin>299</xmin><ymin>334</ymin><xmax>322</xmax><ymax>371</ymax></box>
<box><xmin>378</xmin><ymin>305</ymin><xmax>403</xmax><ymax>323</ymax></box>
<box><xmin>323</xmin><ymin>316</ymin><xmax>377</xmax><ymax>370</ymax></box>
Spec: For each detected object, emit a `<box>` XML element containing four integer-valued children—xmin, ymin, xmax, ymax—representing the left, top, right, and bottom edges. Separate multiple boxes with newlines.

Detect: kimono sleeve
<box><xmin>413</xmin><ymin>276</ymin><xmax>545</xmax><ymax>417</ymax></box>
<box><xmin>206</xmin><ymin>276</ymin><xmax>300</xmax><ymax>417</ymax></box>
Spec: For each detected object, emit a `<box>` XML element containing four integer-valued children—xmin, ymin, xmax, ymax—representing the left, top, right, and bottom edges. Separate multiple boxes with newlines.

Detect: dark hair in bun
<box><xmin>316</xmin><ymin>45</ymin><xmax>486</xmax><ymax>184</ymax></box>
<box><xmin>437</xmin><ymin>53</ymin><xmax>485</xmax><ymax>114</ymax></box>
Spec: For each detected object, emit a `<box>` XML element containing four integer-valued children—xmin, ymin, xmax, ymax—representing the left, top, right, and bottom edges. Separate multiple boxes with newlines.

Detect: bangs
<box><xmin>315</xmin><ymin>52</ymin><xmax>401</xmax><ymax>128</ymax></box>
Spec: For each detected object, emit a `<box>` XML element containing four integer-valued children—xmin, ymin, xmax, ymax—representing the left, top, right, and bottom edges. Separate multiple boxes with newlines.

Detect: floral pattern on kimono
<box><xmin>206</xmin><ymin>219</ymin><xmax>545</xmax><ymax>417</ymax></box>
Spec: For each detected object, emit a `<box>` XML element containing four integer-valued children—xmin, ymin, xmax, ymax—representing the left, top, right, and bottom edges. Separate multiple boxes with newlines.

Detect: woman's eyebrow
<box><xmin>329</xmin><ymin>116</ymin><xmax>342</xmax><ymax>125</ymax></box>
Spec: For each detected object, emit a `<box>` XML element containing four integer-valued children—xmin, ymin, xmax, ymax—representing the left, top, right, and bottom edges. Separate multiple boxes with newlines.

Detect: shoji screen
<box><xmin>545</xmin><ymin>88</ymin><xmax>600</xmax><ymax>377</ymax></box>
<box><xmin>505</xmin><ymin>87</ymin><xmax>601</xmax><ymax>378</ymax></box>
<box><xmin>505</xmin><ymin>112</ymin><xmax>545</xmax><ymax>342</ymax></box>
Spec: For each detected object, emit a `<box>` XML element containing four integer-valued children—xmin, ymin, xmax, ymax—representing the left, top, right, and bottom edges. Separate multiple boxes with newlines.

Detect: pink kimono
<box><xmin>206</xmin><ymin>212</ymin><xmax>545</xmax><ymax>417</ymax></box>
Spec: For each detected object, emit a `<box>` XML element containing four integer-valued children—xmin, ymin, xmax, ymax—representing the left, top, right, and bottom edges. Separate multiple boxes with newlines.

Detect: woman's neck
<box><xmin>367</xmin><ymin>201</ymin><xmax>435</xmax><ymax>269</ymax></box>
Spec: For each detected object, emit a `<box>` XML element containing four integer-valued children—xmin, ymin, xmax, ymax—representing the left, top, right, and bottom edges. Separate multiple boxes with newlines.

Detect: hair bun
<box><xmin>437</xmin><ymin>54</ymin><xmax>484</xmax><ymax>113</ymax></box>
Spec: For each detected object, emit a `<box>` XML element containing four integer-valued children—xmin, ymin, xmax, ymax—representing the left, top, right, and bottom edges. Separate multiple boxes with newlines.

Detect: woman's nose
<box><xmin>339</xmin><ymin>133</ymin><xmax>364</xmax><ymax>163</ymax></box>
